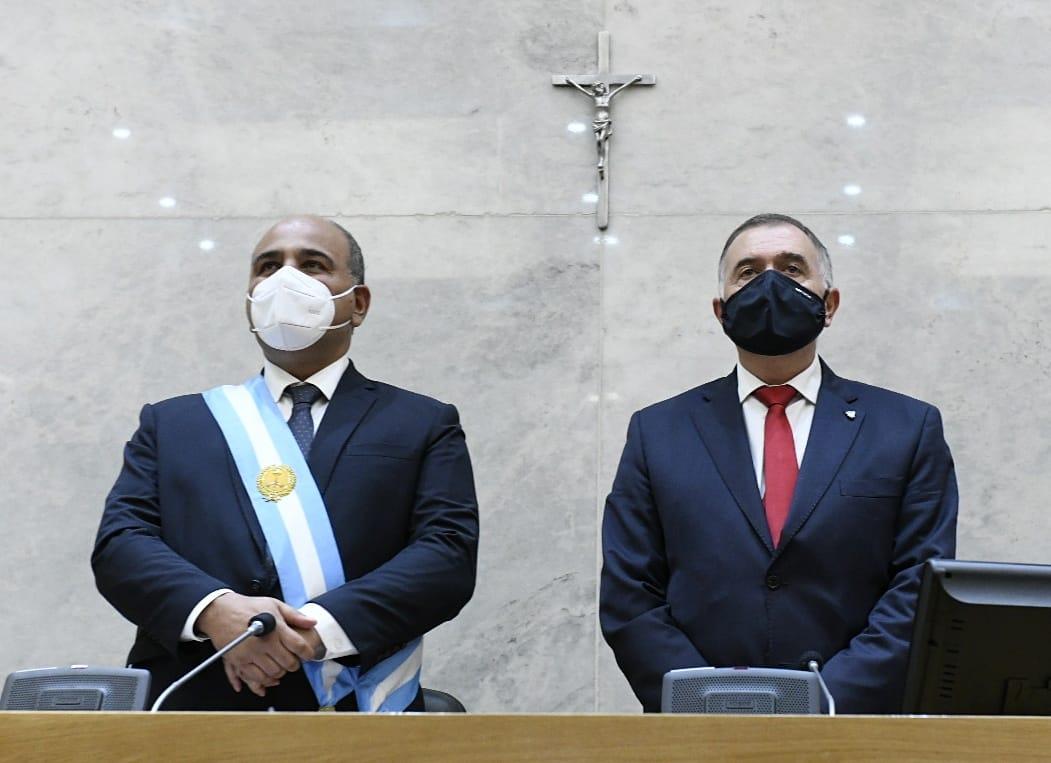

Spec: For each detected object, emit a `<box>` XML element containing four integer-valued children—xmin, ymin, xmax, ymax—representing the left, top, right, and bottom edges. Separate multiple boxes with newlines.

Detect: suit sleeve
<box><xmin>821</xmin><ymin>404</ymin><xmax>959</xmax><ymax>713</ymax></box>
<box><xmin>91</xmin><ymin>404</ymin><xmax>233</xmax><ymax>656</ymax></box>
<box><xmin>601</xmin><ymin>412</ymin><xmax>708</xmax><ymax>712</ymax></box>
<box><xmin>308</xmin><ymin>403</ymin><xmax>479</xmax><ymax>663</ymax></box>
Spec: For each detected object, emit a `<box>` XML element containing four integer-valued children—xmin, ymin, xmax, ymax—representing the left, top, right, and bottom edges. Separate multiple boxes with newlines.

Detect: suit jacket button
<box><xmin>766</xmin><ymin>574</ymin><xmax>781</xmax><ymax>591</ymax></box>
<box><xmin>249</xmin><ymin>579</ymin><xmax>263</xmax><ymax>594</ymax></box>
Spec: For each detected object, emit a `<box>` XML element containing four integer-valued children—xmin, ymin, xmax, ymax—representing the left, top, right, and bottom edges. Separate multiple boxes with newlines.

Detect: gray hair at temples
<box><xmin>718</xmin><ymin>213</ymin><xmax>833</xmax><ymax>290</ymax></box>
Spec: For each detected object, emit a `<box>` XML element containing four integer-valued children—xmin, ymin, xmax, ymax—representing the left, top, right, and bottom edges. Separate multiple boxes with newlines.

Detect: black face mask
<box><xmin>720</xmin><ymin>269</ymin><xmax>828</xmax><ymax>356</ymax></box>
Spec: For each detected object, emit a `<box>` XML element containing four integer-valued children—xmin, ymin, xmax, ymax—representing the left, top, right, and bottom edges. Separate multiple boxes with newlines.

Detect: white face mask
<box><xmin>247</xmin><ymin>265</ymin><xmax>359</xmax><ymax>351</ymax></box>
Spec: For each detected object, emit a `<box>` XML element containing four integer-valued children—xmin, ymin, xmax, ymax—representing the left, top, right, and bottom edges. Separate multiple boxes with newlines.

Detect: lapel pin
<box><xmin>845</xmin><ymin>410</ymin><xmax>856</xmax><ymax>420</ymax></box>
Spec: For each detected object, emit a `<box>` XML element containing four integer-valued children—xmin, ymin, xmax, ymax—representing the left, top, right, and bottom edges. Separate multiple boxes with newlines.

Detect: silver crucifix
<box><xmin>553</xmin><ymin>31</ymin><xmax>655</xmax><ymax>230</ymax></box>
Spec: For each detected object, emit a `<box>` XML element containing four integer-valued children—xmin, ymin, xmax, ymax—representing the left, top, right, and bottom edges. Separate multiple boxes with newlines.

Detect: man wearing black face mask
<box><xmin>600</xmin><ymin>213</ymin><xmax>958</xmax><ymax>714</ymax></box>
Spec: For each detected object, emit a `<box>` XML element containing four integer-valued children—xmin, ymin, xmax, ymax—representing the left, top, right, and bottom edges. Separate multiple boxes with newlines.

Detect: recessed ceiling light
<box><xmin>198</xmin><ymin>239</ymin><xmax>216</xmax><ymax>251</ymax></box>
<box><xmin>582</xmin><ymin>192</ymin><xmax>598</xmax><ymax>203</ymax></box>
<box><xmin>567</xmin><ymin>121</ymin><xmax>587</xmax><ymax>133</ymax></box>
<box><xmin>845</xmin><ymin>114</ymin><xmax>866</xmax><ymax>128</ymax></box>
<box><xmin>842</xmin><ymin>184</ymin><xmax>862</xmax><ymax>196</ymax></box>
<box><xmin>158</xmin><ymin>196</ymin><xmax>176</xmax><ymax>208</ymax></box>
<box><xmin>112</xmin><ymin>127</ymin><xmax>132</xmax><ymax>139</ymax></box>
<box><xmin>837</xmin><ymin>234</ymin><xmax>856</xmax><ymax>246</ymax></box>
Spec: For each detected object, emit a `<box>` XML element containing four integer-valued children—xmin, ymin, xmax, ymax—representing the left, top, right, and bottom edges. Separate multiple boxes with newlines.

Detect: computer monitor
<box><xmin>903</xmin><ymin>559</ymin><xmax>1051</xmax><ymax>715</ymax></box>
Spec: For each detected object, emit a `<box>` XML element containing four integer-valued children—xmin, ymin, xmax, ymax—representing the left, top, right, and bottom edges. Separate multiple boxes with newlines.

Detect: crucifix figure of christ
<box><xmin>565</xmin><ymin>76</ymin><xmax>642</xmax><ymax>180</ymax></box>
<box><xmin>552</xmin><ymin>31</ymin><xmax>655</xmax><ymax>230</ymax></box>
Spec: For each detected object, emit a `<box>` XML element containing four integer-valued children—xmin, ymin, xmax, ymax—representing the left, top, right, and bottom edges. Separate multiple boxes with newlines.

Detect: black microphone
<box><xmin>150</xmin><ymin>613</ymin><xmax>277</xmax><ymax>712</ymax></box>
<box><xmin>798</xmin><ymin>651</ymin><xmax>836</xmax><ymax>716</ymax></box>
<box><xmin>798</xmin><ymin>650</ymin><xmax>825</xmax><ymax>670</ymax></box>
<box><xmin>250</xmin><ymin>612</ymin><xmax>277</xmax><ymax>636</ymax></box>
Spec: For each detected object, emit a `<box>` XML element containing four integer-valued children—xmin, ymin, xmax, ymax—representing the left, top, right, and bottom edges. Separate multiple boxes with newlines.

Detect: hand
<box><xmin>296</xmin><ymin>626</ymin><xmax>327</xmax><ymax>662</ymax></box>
<box><xmin>223</xmin><ymin>660</ymin><xmax>277</xmax><ymax>698</ymax></box>
<box><xmin>197</xmin><ymin>592</ymin><xmax>317</xmax><ymax>693</ymax></box>
<box><xmin>225</xmin><ymin>627</ymin><xmax>326</xmax><ymax>697</ymax></box>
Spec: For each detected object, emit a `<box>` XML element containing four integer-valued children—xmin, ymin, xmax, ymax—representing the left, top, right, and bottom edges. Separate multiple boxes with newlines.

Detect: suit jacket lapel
<box><xmin>212</xmin><ymin>411</ymin><xmax>271</xmax><ymax>563</ymax></box>
<box><xmin>201</xmin><ymin>387</ymin><xmax>274</xmax><ymax>572</ymax></box>
<box><xmin>775</xmin><ymin>360</ymin><xmax>863</xmax><ymax>555</ymax></box>
<box><xmin>688</xmin><ymin>370</ymin><xmax>774</xmax><ymax>553</ymax></box>
<box><xmin>307</xmin><ymin>361</ymin><xmax>378</xmax><ymax>495</ymax></box>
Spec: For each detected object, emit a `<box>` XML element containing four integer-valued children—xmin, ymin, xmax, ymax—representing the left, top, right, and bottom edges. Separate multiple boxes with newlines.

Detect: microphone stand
<box><xmin>150</xmin><ymin>614</ymin><xmax>275</xmax><ymax>712</ymax></box>
<box><xmin>807</xmin><ymin>660</ymin><xmax>836</xmax><ymax>716</ymax></box>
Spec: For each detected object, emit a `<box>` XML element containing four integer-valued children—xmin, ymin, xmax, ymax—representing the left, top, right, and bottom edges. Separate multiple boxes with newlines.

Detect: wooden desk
<box><xmin>1</xmin><ymin>712</ymin><xmax>1049</xmax><ymax>761</ymax></box>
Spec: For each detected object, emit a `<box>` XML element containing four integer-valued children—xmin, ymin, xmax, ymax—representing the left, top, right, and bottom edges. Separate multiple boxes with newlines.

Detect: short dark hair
<box><xmin>718</xmin><ymin>213</ymin><xmax>832</xmax><ymax>287</ymax></box>
<box><xmin>329</xmin><ymin>220</ymin><xmax>365</xmax><ymax>284</ymax></box>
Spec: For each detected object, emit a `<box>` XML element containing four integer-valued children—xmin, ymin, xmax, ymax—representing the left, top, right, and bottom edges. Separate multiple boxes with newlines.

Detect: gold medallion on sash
<box><xmin>256</xmin><ymin>464</ymin><xmax>296</xmax><ymax>502</ymax></box>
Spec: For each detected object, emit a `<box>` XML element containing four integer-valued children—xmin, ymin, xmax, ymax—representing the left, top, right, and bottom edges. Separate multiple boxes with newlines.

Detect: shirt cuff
<box><xmin>179</xmin><ymin>589</ymin><xmax>233</xmax><ymax>642</ymax></box>
<box><xmin>299</xmin><ymin>603</ymin><xmax>358</xmax><ymax>659</ymax></box>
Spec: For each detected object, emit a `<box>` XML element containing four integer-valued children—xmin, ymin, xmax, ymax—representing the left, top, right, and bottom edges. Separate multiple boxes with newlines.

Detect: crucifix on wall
<box><xmin>552</xmin><ymin>31</ymin><xmax>655</xmax><ymax>230</ymax></box>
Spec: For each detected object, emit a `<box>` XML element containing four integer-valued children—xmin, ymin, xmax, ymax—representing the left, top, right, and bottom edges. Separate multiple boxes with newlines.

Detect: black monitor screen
<box><xmin>903</xmin><ymin>559</ymin><xmax>1051</xmax><ymax>715</ymax></box>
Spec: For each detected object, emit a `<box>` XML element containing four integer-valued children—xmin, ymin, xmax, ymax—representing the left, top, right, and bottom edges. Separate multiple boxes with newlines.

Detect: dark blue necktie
<box><xmin>286</xmin><ymin>383</ymin><xmax>323</xmax><ymax>456</ymax></box>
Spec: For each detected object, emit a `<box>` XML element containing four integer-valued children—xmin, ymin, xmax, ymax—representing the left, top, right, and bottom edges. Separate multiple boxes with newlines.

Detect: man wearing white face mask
<box><xmin>93</xmin><ymin>215</ymin><xmax>479</xmax><ymax>712</ymax></box>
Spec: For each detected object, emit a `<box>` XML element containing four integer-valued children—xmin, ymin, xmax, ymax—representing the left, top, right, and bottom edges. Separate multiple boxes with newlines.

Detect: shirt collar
<box><xmin>737</xmin><ymin>355</ymin><xmax>822</xmax><ymax>405</ymax></box>
<box><xmin>262</xmin><ymin>355</ymin><xmax>350</xmax><ymax>404</ymax></box>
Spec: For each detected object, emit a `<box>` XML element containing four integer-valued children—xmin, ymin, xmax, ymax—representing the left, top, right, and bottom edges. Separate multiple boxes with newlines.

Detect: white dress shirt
<box><xmin>180</xmin><ymin>356</ymin><xmax>357</xmax><ymax>659</ymax></box>
<box><xmin>737</xmin><ymin>356</ymin><xmax>822</xmax><ymax>496</ymax></box>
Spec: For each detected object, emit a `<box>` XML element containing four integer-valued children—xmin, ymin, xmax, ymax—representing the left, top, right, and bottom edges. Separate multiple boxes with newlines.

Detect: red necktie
<box><xmin>753</xmin><ymin>385</ymin><xmax>798</xmax><ymax>547</ymax></box>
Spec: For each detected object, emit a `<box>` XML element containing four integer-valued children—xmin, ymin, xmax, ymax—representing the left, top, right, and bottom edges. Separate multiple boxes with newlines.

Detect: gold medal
<box><xmin>256</xmin><ymin>464</ymin><xmax>296</xmax><ymax>502</ymax></box>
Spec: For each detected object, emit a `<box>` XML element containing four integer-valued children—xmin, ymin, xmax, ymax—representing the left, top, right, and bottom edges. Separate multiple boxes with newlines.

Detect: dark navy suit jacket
<box><xmin>600</xmin><ymin>361</ymin><xmax>958</xmax><ymax>713</ymax></box>
<box><xmin>92</xmin><ymin>362</ymin><xmax>479</xmax><ymax>710</ymax></box>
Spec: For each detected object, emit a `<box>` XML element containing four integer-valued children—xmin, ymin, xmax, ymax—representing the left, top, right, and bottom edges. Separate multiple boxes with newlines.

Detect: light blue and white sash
<box><xmin>202</xmin><ymin>374</ymin><xmax>422</xmax><ymax>711</ymax></box>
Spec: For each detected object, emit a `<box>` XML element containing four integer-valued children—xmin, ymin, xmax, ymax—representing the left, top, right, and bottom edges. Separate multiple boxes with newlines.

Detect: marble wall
<box><xmin>3</xmin><ymin>0</ymin><xmax>1050</xmax><ymax>712</ymax></box>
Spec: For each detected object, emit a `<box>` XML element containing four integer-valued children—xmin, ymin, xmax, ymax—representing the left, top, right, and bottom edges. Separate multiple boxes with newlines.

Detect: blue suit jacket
<box><xmin>92</xmin><ymin>363</ymin><xmax>479</xmax><ymax>710</ymax></box>
<box><xmin>600</xmin><ymin>361</ymin><xmax>958</xmax><ymax>713</ymax></box>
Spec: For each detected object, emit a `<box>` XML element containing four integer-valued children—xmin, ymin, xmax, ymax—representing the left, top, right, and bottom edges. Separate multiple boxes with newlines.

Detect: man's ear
<box><xmin>712</xmin><ymin>296</ymin><xmax>724</xmax><ymax>324</ymax></box>
<box><xmin>351</xmin><ymin>284</ymin><xmax>372</xmax><ymax>327</ymax></box>
<box><xmin>823</xmin><ymin>287</ymin><xmax>840</xmax><ymax>327</ymax></box>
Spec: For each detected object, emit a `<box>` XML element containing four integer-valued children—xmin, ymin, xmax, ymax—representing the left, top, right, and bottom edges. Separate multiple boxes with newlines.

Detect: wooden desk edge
<box><xmin>2</xmin><ymin>712</ymin><xmax>1049</xmax><ymax>762</ymax></box>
